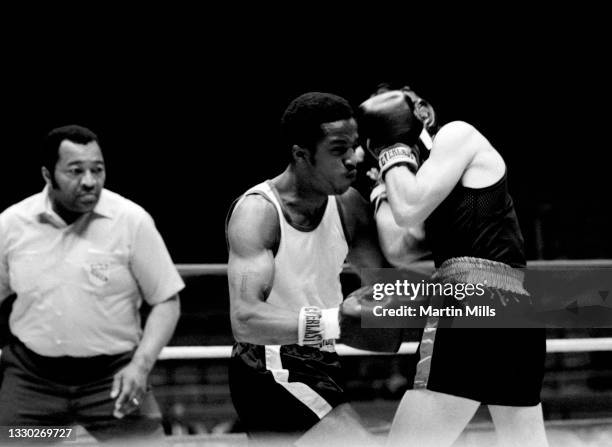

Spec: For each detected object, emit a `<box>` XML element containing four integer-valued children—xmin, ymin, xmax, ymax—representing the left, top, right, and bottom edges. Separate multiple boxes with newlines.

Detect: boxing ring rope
<box><xmin>158</xmin><ymin>338</ymin><xmax>612</xmax><ymax>360</ymax></box>
<box><xmin>157</xmin><ymin>259</ymin><xmax>612</xmax><ymax>360</ymax></box>
<box><xmin>175</xmin><ymin>259</ymin><xmax>612</xmax><ymax>278</ymax></box>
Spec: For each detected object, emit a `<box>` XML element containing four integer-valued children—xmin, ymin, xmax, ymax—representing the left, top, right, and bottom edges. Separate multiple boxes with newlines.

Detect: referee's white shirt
<box><xmin>0</xmin><ymin>187</ymin><xmax>184</xmax><ymax>357</ymax></box>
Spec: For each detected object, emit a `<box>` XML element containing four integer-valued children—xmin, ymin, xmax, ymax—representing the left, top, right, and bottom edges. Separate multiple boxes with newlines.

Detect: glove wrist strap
<box><xmin>298</xmin><ymin>306</ymin><xmax>323</xmax><ymax>346</ymax></box>
<box><xmin>379</xmin><ymin>144</ymin><xmax>418</xmax><ymax>178</ymax></box>
<box><xmin>321</xmin><ymin>307</ymin><xmax>340</xmax><ymax>340</ymax></box>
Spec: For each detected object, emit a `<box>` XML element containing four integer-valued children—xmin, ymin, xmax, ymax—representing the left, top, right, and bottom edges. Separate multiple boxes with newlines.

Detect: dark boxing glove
<box><xmin>297</xmin><ymin>286</ymin><xmax>403</xmax><ymax>352</ymax></box>
<box><xmin>359</xmin><ymin>90</ymin><xmax>424</xmax><ymax>157</ymax></box>
<box><xmin>338</xmin><ymin>285</ymin><xmax>404</xmax><ymax>353</ymax></box>
<box><xmin>359</xmin><ymin>90</ymin><xmax>425</xmax><ymax>178</ymax></box>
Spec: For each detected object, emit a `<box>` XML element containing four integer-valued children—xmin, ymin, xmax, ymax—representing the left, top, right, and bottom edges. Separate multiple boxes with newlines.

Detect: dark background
<box><xmin>1</xmin><ymin>11</ymin><xmax>611</xmax><ymax>435</ymax></box>
<box><xmin>1</xmin><ymin>16</ymin><xmax>609</xmax><ymax>263</ymax></box>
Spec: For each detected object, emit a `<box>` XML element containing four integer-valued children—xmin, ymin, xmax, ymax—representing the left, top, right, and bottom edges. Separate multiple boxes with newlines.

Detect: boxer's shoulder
<box><xmin>337</xmin><ymin>187</ymin><xmax>369</xmax><ymax>215</ymax></box>
<box><xmin>434</xmin><ymin>122</ymin><xmax>505</xmax><ymax>188</ymax></box>
<box><xmin>227</xmin><ymin>194</ymin><xmax>279</xmax><ymax>252</ymax></box>
<box><xmin>434</xmin><ymin>121</ymin><xmax>488</xmax><ymax>152</ymax></box>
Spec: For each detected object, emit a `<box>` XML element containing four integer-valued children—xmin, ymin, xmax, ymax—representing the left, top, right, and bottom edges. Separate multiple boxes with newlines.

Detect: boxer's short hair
<box><xmin>281</xmin><ymin>92</ymin><xmax>354</xmax><ymax>162</ymax></box>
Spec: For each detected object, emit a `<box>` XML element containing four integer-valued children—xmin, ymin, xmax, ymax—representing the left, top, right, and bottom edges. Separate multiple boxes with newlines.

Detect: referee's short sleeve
<box><xmin>130</xmin><ymin>211</ymin><xmax>185</xmax><ymax>305</ymax></box>
<box><xmin>0</xmin><ymin>216</ymin><xmax>13</xmax><ymax>302</ymax></box>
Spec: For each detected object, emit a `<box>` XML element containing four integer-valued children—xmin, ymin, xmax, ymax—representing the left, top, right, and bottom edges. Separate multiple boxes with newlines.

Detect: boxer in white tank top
<box><xmin>226</xmin><ymin>93</ymin><xmax>423</xmax><ymax>445</ymax></box>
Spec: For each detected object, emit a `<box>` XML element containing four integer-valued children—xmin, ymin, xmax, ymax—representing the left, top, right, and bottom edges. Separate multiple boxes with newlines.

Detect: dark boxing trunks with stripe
<box><xmin>229</xmin><ymin>341</ymin><xmax>345</xmax><ymax>436</ymax></box>
<box><xmin>413</xmin><ymin>257</ymin><xmax>546</xmax><ymax>406</ymax></box>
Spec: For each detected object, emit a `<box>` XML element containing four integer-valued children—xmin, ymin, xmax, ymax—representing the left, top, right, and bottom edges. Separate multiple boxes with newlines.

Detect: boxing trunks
<box><xmin>229</xmin><ymin>341</ymin><xmax>345</xmax><ymax>435</ymax></box>
<box><xmin>413</xmin><ymin>257</ymin><xmax>546</xmax><ymax>406</ymax></box>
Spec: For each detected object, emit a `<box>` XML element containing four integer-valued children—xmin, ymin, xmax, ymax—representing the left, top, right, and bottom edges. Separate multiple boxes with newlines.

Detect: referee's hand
<box><xmin>110</xmin><ymin>361</ymin><xmax>148</xmax><ymax>419</ymax></box>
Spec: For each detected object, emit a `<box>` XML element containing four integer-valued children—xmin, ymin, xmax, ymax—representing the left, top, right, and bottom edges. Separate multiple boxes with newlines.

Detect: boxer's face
<box><xmin>45</xmin><ymin>139</ymin><xmax>106</xmax><ymax>218</ymax></box>
<box><xmin>308</xmin><ymin>118</ymin><xmax>358</xmax><ymax>195</ymax></box>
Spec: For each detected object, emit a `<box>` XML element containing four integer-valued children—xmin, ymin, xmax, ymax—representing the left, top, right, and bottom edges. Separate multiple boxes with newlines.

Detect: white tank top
<box><xmin>241</xmin><ymin>181</ymin><xmax>348</xmax><ymax>311</ymax></box>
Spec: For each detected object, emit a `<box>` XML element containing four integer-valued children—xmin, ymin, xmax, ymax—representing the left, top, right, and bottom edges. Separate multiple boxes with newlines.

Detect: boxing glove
<box><xmin>338</xmin><ymin>285</ymin><xmax>403</xmax><ymax>353</ymax></box>
<box><xmin>297</xmin><ymin>287</ymin><xmax>404</xmax><ymax>353</ymax></box>
<box><xmin>359</xmin><ymin>90</ymin><xmax>424</xmax><ymax>160</ymax></box>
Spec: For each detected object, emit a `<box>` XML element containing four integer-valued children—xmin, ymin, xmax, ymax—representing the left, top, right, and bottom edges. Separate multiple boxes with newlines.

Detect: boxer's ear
<box><xmin>292</xmin><ymin>144</ymin><xmax>313</xmax><ymax>164</ymax></box>
<box><xmin>402</xmin><ymin>87</ymin><xmax>437</xmax><ymax>131</ymax></box>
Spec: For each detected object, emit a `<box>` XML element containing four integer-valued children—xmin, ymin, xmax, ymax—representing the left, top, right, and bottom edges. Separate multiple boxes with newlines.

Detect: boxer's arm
<box><xmin>375</xmin><ymin>200</ymin><xmax>429</xmax><ymax>269</ymax></box>
<box><xmin>384</xmin><ymin>121</ymin><xmax>480</xmax><ymax>227</ymax></box>
<box><xmin>338</xmin><ymin>188</ymin><xmax>386</xmax><ymax>284</ymax></box>
<box><xmin>227</xmin><ymin>195</ymin><xmax>299</xmax><ymax>345</ymax></box>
